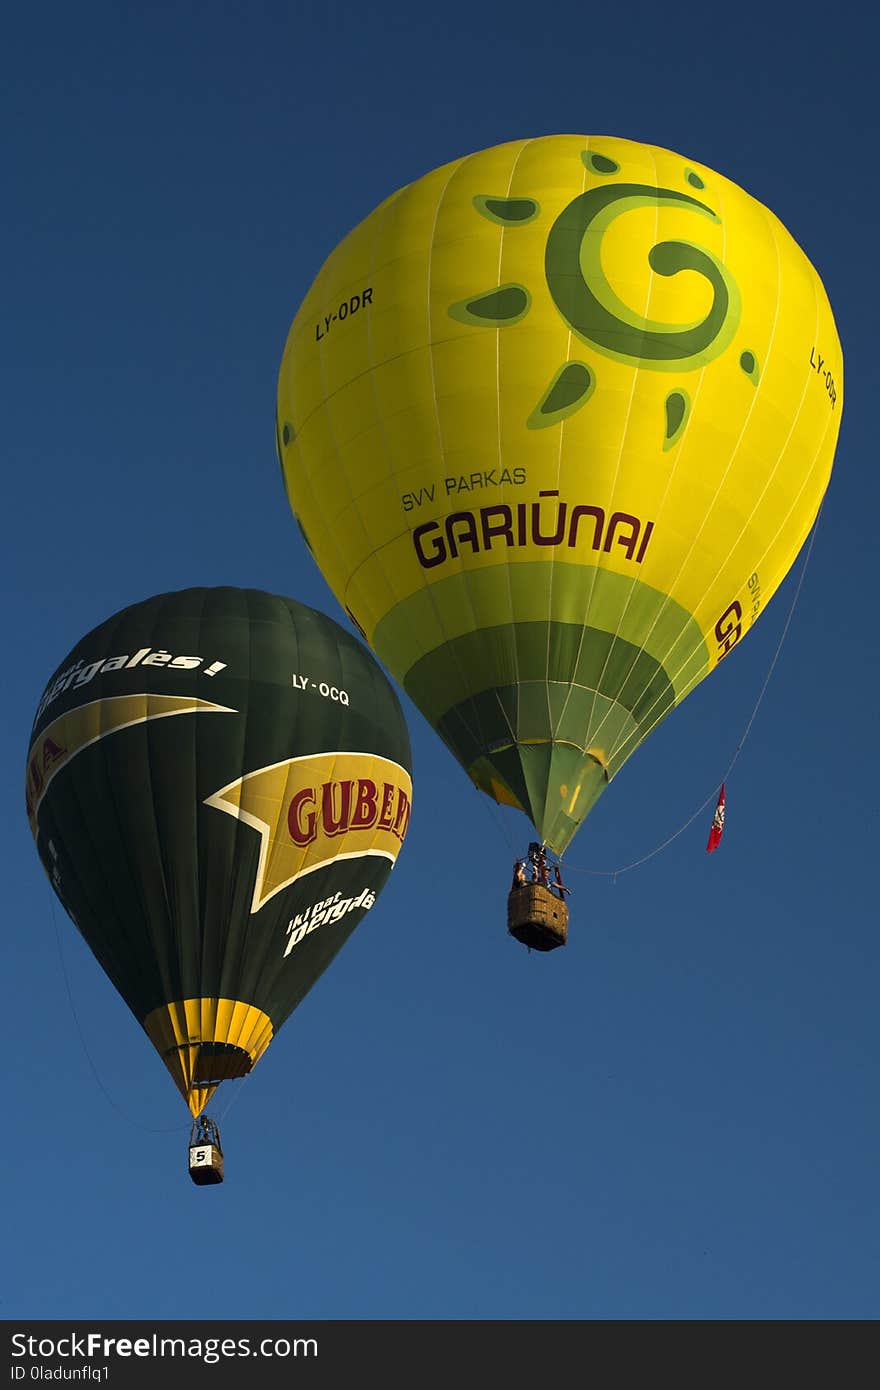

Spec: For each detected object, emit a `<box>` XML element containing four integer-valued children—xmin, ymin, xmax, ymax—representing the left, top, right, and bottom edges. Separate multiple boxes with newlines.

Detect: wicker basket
<box><xmin>507</xmin><ymin>883</ymin><xmax>568</xmax><ymax>951</ymax></box>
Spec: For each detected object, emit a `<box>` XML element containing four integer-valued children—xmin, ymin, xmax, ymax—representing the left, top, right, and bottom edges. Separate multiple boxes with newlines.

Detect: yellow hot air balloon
<box><xmin>276</xmin><ymin>134</ymin><xmax>842</xmax><ymax>859</ymax></box>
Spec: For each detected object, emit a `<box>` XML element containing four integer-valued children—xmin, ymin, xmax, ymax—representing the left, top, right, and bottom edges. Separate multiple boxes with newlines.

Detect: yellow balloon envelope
<box><xmin>276</xmin><ymin>135</ymin><xmax>842</xmax><ymax>853</ymax></box>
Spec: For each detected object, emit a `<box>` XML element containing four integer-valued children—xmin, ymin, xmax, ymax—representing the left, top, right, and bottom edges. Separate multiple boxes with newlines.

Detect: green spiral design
<box><xmin>545</xmin><ymin>183</ymin><xmax>741</xmax><ymax>370</ymax></box>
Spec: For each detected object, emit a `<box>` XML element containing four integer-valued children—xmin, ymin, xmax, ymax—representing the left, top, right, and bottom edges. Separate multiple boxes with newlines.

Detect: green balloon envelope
<box><xmin>26</xmin><ymin>588</ymin><xmax>412</xmax><ymax>1114</ymax></box>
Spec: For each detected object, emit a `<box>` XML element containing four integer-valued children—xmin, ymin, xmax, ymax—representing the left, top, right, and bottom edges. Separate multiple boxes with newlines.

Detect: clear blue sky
<box><xmin>3</xmin><ymin>0</ymin><xmax>876</xmax><ymax>1320</ymax></box>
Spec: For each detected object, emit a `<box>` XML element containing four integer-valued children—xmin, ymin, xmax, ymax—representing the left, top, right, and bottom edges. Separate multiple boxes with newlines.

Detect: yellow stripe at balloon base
<box><xmin>143</xmin><ymin>999</ymin><xmax>274</xmax><ymax>1117</ymax></box>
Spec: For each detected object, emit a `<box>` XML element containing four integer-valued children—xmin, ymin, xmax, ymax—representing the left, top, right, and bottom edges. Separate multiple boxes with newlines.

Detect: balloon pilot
<box><xmin>507</xmin><ymin>842</ymin><xmax>570</xmax><ymax>952</ymax></box>
<box><xmin>188</xmin><ymin>1114</ymin><xmax>224</xmax><ymax>1186</ymax></box>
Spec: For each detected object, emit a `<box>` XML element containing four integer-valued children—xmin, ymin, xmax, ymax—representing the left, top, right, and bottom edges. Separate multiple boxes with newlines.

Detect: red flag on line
<box><xmin>706</xmin><ymin>783</ymin><xmax>725</xmax><ymax>853</ymax></box>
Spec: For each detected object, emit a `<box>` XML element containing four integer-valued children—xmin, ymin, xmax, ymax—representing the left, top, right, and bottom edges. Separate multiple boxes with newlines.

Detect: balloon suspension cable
<box><xmin>49</xmin><ymin>896</ymin><xmax>189</xmax><ymax>1134</ymax></box>
<box><xmin>214</xmin><ymin>1070</ymin><xmax>252</xmax><ymax>1124</ymax></box>
<box><xmin>472</xmin><ymin>777</ymin><xmax>518</xmax><ymax>852</ymax></box>
<box><xmin>563</xmin><ymin>498</ymin><xmax>826</xmax><ymax>879</ymax></box>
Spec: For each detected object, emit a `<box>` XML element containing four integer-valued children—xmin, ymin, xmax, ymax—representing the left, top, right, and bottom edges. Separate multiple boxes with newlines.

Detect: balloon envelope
<box><xmin>276</xmin><ymin>134</ymin><xmax>842</xmax><ymax>852</ymax></box>
<box><xmin>26</xmin><ymin>588</ymin><xmax>412</xmax><ymax>1114</ymax></box>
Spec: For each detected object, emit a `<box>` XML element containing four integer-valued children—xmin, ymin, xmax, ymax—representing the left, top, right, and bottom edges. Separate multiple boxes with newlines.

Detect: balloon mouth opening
<box><xmin>167</xmin><ymin>1043</ymin><xmax>253</xmax><ymax>1117</ymax></box>
<box><xmin>187</xmin><ymin>1042</ymin><xmax>254</xmax><ymax>1084</ymax></box>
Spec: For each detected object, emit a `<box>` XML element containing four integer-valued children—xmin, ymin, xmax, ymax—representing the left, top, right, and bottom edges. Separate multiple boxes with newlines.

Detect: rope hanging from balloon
<box><xmin>477</xmin><ymin>499</ymin><xmax>825</xmax><ymax>879</ymax></box>
<box><xmin>569</xmin><ymin>499</ymin><xmax>825</xmax><ymax>876</ymax></box>
<box><xmin>51</xmin><ymin>892</ymin><xmax>252</xmax><ymax>1131</ymax></box>
<box><xmin>49</xmin><ymin>896</ymin><xmax>189</xmax><ymax>1134</ymax></box>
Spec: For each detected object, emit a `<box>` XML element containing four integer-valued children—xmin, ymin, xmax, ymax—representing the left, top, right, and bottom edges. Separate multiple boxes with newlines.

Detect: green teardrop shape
<box><xmin>528</xmin><ymin>362</ymin><xmax>596</xmax><ymax>429</ymax></box>
<box><xmin>582</xmin><ymin>151</ymin><xmax>620</xmax><ymax>175</ymax></box>
<box><xmin>449</xmin><ymin>285</ymin><xmax>531</xmax><ymax>327</ymax></box>
<box><xmin>664</xmin><ymin>390</ymin><xmax>690</xmax><ymax>449</ymax></box>
<box><xmin>474</xmin><ymin>195</ymin><xmax>540</xmax><ymax>225</ymax></box>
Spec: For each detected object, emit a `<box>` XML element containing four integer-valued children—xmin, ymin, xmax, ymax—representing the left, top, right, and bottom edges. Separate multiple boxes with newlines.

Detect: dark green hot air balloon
<box><xmin>26</xmin><ymin>588</ymin><xmax>412</xmax><ymax>1128</ymax></box>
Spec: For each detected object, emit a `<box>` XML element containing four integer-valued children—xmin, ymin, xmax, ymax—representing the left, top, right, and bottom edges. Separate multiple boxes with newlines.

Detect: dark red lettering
<box><xmin>321</xmin><ymin>780</ymin><xmax>353</xmax><ymax>836</ymax></box>
<box><xmin>350</xmin><ymin>779</ymin><xmax>378</xmax><ymax>830</ymax></box>
<box><xmin>288</xmin><ymin>787</ymin><xmax>317</xmax><ymax>846</ymax></box>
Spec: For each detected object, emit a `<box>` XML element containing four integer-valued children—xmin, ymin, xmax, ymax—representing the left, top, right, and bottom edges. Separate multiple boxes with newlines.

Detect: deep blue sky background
<box><xmin>3</xmin><ymin>1</ymin><xmax>877</xmax><ymax>1320</ymax></box>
